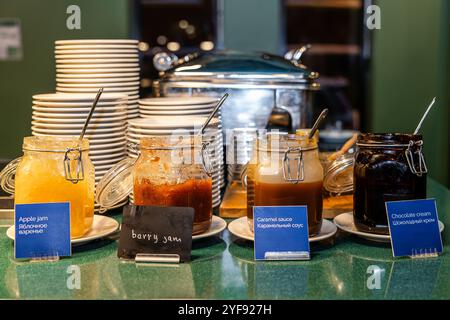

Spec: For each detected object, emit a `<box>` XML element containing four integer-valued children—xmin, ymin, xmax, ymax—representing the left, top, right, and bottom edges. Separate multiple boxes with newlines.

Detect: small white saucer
<box><xmin>333</xmin><ymin>212</ymin><xmax>445</xmax><ymax>243</ymax></box>
<box><xmin>6</xmin><ymin>215</ymin><xmax>119</xmax><ymax>246</ymax></box>
<box><xmin>192</xmin><ymin>216</ymin><xmax>227</xmax><ymax>240</ymax></box>
<box><xmin>227</xmin><ymin>217</ymin><xmax>337</xmax><ymax>242</ymax></box>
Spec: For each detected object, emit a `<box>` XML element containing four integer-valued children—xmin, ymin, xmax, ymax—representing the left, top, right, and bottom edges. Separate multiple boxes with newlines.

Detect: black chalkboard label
<box><xmin>117</xmin><ymin>205</ymin><xmax>194</xmax><ymax>262</ymax></box>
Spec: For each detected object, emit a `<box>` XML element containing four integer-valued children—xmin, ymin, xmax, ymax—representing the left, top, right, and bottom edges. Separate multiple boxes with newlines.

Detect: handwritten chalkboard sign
<box><xmin>117</xmin><ymin>205</ymin><xmax>194</xmax><ymax>262</ymax></box>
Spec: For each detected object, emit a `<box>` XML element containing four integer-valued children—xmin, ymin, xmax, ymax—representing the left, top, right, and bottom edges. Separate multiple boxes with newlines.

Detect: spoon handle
<box><xmin>79</xmin><ymin>88</ymin><xmax>104</xmax><ymax>142</ymax></box>
<box><xmin>198</xmin><ymin>93</ymin><xmax>229</xmax><ymax>136</ymax></box>
<box><xmin>308</xmin><ymin>108</ymin><xmax>329</xmax><ymax>139</ymax></box>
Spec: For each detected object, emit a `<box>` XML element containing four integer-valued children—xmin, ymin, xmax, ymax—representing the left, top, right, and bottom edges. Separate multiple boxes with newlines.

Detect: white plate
<box><xmin>333</xmin><ymin>212</ymin><xmax>445</xmax><ymax>243</ymax></box>
<box><xmin>57</xmin><ymin>81</ymin><xmax>140</xmax><ymax>88</ymax></box>
<box><xmin>139</xmin><ymin>97</ymin><xmax>219</xmax><ymax>106</ymax></box>
<box><xmin>128</xmin><ymin>116</ymin><xmax>219</xmax><ymax>129</ymax></box>
<box><xmin>33</xmin><ymin>93</ymin><xmax>127</xmax><ymax>102</ymax></box>
<box><xmin>91</xmin><ymin>152</ymin><xmax>126</xmax><ymax>160</ymax></box>
<box><xmin>57</xmin><ymin>87</ymin><xmax>139</xmax><ymax>94</ymax></box>
<box><xmin>228</xmin><ymin>217</ymin><xmax>338</xmax><ymax>243</ymax></box>
<box><xmin>90</xmin><ymin>146</ymin><xmax>126</xmax><ymax>155</ymax></box>
<box><xmin>56</xmin><ymin>67</ymin><xmax>140</xmax><ymax>74</ymax></box>
<box><xmin>32</xmin><ymin>125</ymin><xmax>126</xmax><ymax>134</ymax></box>
<box><xmin>140</xmin><ymin>110</ymin><xmax>211</xmax><ymax>116</ymax></box>
<box><xmin>57</xmin><ymin>72</ymin><xmax>139</xmax><ymax>79</ymax></box>
<box><xmin>90</xmin><ymin>142</ymin><xmax>127</xmax><ymax>150</ymax></box>
<box><xmin>32</xmin><ymin>121</ymin><xmax>126</xmax><ymax>129</ymax></box>
<box><xmin>32</xmin><ymin>130</ymin><xmax>125</xmax><ymax>139</ymax></box>
<box><xmin>192</xmin><ymin>216</ymin><xmax>227</xmax><ymax>240</ymax></box>
<box><xmin>32</xmin><ymin>101</ymin><xmax>128</xmax><ymax>108</ymax></box>
<box><xmin>56</xmin><ymin>63</ymin><xmax>139</xmax><ymax>69</ymax></box>
<box><xmin>32</xmin><ymin>110</ymin><xmax>127</xmax><ymax>119</ymax></box>
<box><xmin>6</xmin><ymin>215</ymin><xmax>119</xmax><ymax>245</ymax></box>
<box><xmin>32</xmin><ymin>115</ymin><xmax>127</xmax><ymax>123</ymax></box>
<box><xmin>56</xmin><ymin>59</ymin><xmax>139</xmax><ymax>65</ymax></box>
<box><xmin>89</xmin><ymin>136</ymin><xmax>127</xmax><ymax>144</ymax></box>
<box><xmin>55</xmin><ymin>53</ymin><xmax>139</xmax><ymax>59</ymax></box>
<box><xmin>55</xmin><ymin>49</ymin><xmax>137</xmax><ymax>54</ymax></box>
<box><xmin>139</xmin><ymin>104</ymin><xmax>216</xmax><ymax>111</ymax></box>
<box><xmin>55</xmin><ymin>39</ymin><xmax>139</xmax><ymax>45</ymax></box>
<box><xmin>56</xmin><ymin>77</ymin><xmax>140</xmax><ymax>83</ymax></box>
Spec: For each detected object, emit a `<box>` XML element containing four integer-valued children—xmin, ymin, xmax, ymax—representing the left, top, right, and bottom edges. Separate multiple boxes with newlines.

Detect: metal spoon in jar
<box><xmin>414</xmin><ymin>97</ymin><xmax>436</xmax><ymax>135</ymax></box>
<box><xmin>79</xmin><ymin>88</ymin><xmax>104</xmax><ymax>143</ymax></box>
<box><xmin>197</xmin><ymin>93</ymin><xmax>229</xmax><ymax>136</ymax></box>
<box><xmin>308</xmin><ymin>108</ymin><xmax>329</xmax><ymax>139</ymax></box>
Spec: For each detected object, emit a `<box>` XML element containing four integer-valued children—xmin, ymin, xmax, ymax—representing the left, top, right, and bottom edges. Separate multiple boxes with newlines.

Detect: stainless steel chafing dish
<box><xmin>152</xmin><ymin>46</ymin><xmax>320</xmax><ymax>132</ymax></box>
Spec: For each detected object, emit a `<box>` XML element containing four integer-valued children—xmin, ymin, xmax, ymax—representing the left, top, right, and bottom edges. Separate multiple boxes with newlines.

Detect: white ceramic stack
<box><xmin>126</xmin><ymin>116</ymin><xmax>224</xmax><ymax>208</ymax></box>
<box><xmin>139</xmin><ymin>97</ymin><xmax>218</xmax><ymax>118</ymax></box>
<box><xmin>31</xmin><ymin>93</ymin><xmax>129</xmax><ymax>210</ymax></box>
<box><xmin>54</xmin><ymin>39</ymin><xmax>140</xmax><ymax>119</ymax></box>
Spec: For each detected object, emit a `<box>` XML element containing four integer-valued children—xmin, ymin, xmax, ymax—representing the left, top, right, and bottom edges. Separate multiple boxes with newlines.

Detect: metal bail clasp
<box><xmin>200</xmin><ymin>142</ymin><xmax>212</xmax><ymax>177</ymax></box>
<box><xmin>64</xmin><ymin>147</ymin><xmax>84</xmax><ymax>184</ymax></box>
<box><xmin>405</xmin><ymin>140</ymin><xmax>428</xmax><ymax>177</ymax></box>
<box><xmin>282</xmin><ymin>147</ymin><xmax>305</xmax><ymax>184</ymax></box>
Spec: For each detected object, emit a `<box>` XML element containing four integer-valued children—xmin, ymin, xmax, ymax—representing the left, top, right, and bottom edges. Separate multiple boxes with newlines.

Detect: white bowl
<box><xmin>56</xmin><ymin>67</ymin><xmax>140</xmax><ymax>74</ymax></box>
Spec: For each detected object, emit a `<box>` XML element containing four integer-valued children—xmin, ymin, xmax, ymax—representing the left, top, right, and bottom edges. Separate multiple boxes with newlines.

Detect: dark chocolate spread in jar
<box><xmin>353</xmin><ymin>133</ymin><xmax>427</xmax><ymax>235</ymax></box>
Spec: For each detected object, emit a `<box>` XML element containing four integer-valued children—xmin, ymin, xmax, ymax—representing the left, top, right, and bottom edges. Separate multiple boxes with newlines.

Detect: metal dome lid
<box><xmin>155</xmin><ymin>47</ymin><xmax>319</xmax><ymax>86</ymax></box>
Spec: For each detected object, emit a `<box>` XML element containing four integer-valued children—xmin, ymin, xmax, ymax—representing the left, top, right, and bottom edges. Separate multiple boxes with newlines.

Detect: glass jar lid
<box><xmin>95</xmin><ymin>157</ymin><xmax>136</xmax><ymax>212</ymax></box>
<box><xmin>323</xmin><ymin>153</ymin><xmax>354</xmax><ymax>194</ymax></box>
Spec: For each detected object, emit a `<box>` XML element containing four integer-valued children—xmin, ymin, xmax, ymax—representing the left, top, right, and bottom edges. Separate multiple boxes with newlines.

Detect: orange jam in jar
<box><xmin>133</xmin><ymin>136</ymin><xmax>212</xmax><ymax>235</ymax></box>
<box><xmin>13</xmin><ymin>136</ymin><xmax>95</xmax><ymax>238</ymax></box>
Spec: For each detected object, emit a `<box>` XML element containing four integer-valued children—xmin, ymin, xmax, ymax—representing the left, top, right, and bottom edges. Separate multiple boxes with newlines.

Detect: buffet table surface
<box><xmin>0</xmin><ymin>179</ymin><xmax>449</xmax><ymax>300</ymax></box>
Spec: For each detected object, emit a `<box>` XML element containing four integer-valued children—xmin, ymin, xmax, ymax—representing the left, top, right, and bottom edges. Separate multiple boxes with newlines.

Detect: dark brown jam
<box><xmin>353</xmin><ymin>133</ymin><xmax>427</xmax><ymax>235</ymax></box>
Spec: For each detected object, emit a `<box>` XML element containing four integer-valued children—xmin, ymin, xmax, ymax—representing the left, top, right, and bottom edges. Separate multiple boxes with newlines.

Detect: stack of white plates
<box><xmin>139</xmin><ymin>97</ymin><xmax>219</xmax><ymax>117</ymax></box>
<box><xmin>126</xmin><ymin>116</ymin><xmax>225</xmax><ymax>208</ymax></box>
<box><xmin>31</xmin><ymin>93</ymin><xmax>129</xmax><ymax>186</ymax></box>
<box><xmin>54</xmin><ymin>39</ymin><xmax>140</xmax><ymax>119</ymax></box>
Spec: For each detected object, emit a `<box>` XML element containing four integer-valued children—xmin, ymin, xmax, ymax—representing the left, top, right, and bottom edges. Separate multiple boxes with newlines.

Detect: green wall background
<box><xmin>0</xmin><ymin>0</ymin><xmax>130</xmax><ymax>160</ymax></box>
<box><xmin>371</xmin><ymin>0</ymin><xmax>450</xmax><ymax>186</ymax></box>
<box><xmin>223</xmin><ymin>0</ymin><xmax>282</xmax><ymax>54</ymax></box>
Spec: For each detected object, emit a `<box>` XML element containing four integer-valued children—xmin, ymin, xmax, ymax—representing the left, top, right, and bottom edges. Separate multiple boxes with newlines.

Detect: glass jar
<box><xmin>246</xmin><ymin>131</ymin><xmax>324</xmax><ymax>236</ymax></box>
<box><xmin>133</xmin><ymin>136</ymin><xmax>213</xmax><ymax>235</ymax></box>
<box><xmin>322</xmin><ymin>153</ymin><xmax>354</xmax><ymax>218</ymax></box>
<box><xmin>1</xmin><ymin>136</ymin><xmax>95</xmax><ymax>238</ymax></box>
<box><xmin>354</xmin><ymin>133</ymin><xmax>427</xmax><ymax>234</ymax></box>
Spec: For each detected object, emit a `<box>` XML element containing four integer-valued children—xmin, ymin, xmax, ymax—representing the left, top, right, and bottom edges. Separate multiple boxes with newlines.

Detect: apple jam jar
<box><xmin>353</xmin><ymin>133</ymin><xmax>427</xmax><ymax>234</ymax></box>
<box><xmin>246</xmin><ymin>131</ymin><xmax>324</xmax><ymax>236</ymax></box>
<box><xmin>133</xmin><ymin>136</ymin><xmax>213</xmax><ymax>235</ymax></box>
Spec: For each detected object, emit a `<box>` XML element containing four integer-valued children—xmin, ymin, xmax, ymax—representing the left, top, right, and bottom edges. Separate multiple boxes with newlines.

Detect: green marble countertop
<box><xmin>0</xmin><ymin>179</ymin><xmax>449</xmax><ymax>300</ymax></box>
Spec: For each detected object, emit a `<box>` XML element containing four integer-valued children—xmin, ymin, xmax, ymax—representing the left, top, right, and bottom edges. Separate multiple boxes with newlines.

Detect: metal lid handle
<box><xmin>0</xmin><ymin>157</ymin><xmax>22</xmax><ymax>195</ymax></box>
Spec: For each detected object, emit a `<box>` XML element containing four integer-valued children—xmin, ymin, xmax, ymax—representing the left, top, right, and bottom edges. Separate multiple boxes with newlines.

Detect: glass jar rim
<box><xmin>357</xmin><ymin>133</ymin><xmax>423</xmax><ymax>145</ymax></box>
<box><xmin>139</xmin><ymin>135</ymin><xmax>205</xmax><ymax>150</ymax></box>
<box><xmin>22</xmin><ymin>136</ymin><xmax>90</xmax><ymax>153</ymax></box>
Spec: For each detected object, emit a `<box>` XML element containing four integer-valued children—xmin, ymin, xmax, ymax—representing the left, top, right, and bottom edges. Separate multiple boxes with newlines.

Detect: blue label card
<box><xmin>385</xmin><ymin>199</ymin><xmax>443</xmax><ymax>258</ymax></box>
<box><xmin>15</xmin><ymin>202</ymin><xmax>71</xmax><ymax>259</ymax></box>
<box><xmin>253</xmin><ymin>206</ymin><xmax>310</xmax><ymax>261</ymax></box>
